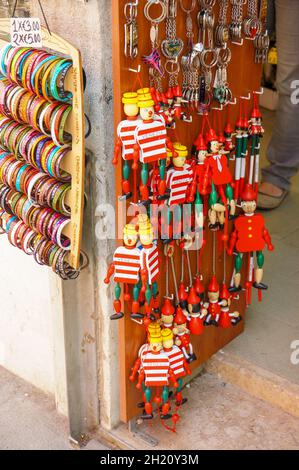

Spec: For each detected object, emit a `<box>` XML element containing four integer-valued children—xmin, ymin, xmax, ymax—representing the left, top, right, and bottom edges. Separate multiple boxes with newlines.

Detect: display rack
<box><xmin>0</xmin><ymin>18</ymin><xmax>85</xmax><ymax>270</ymax></box>
<box><xmin>112</xmin><ymin>0</ymin><xmax>263</xmax><ymax>423</ymax></box>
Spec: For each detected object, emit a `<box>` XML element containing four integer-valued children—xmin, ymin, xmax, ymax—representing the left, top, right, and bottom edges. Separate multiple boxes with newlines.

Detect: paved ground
<box><xmin>0</xmin><ymin>366</ymin><xmax>107</xmax><ymax>450</ymax></box>
<box><xmin>224</xmin><ymin>108</ymin><xmax>299</xmax><ymax>385</ymax></box>
<box><xmin>112</xmin><ymin>372</ymin><xmax>299</xmax><ymax>450</ymax></box>
<box><xmin>1</xmin><ymin>364</ymin><xmax>299</xmax><ymax>450</ymax></box>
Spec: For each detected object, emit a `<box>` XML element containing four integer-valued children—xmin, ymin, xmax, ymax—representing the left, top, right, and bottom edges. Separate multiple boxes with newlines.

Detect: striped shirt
<box><xmin>117</xmin><ymin>119</ymin><xmax>140</xmax><ymax>161</ymax></box>
<box><xmin>113</xmin><ymin>246</ymin><xmax>141</xmax><ymax>284</ymax></box>
<box><xmin>142</xmin><ymin>351</ymin><xmax>170</xmax><ymax>387</ymax></box>
<box><xmin>164</xmin><ymin>346</ymin><xmax>186</xmax><ymax>378</ymax></box>
<box><xmin>140</xmin><ymin>245</ymin><xmax>159</xmax><ymax>285</ymax></box>
<box><xmin>135</xmin><ymin>119</ymin><xmax>167</xmax><ymax>163</ymax></box>
<box><xmin>166</xmin><ymin>164</ymin><xmax>193</xmax><ymax>206</ymax></box>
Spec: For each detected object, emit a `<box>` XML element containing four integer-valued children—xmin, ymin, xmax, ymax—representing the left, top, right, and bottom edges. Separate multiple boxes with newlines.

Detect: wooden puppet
<box><xmin>227</xmin><ymin>184</ymin><xmax>274</xmax><ymax>292</ymax></box>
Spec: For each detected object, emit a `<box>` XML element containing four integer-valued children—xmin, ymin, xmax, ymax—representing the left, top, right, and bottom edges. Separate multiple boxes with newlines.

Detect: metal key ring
<box><xmin>200</xmin><ymin>48</ymin><xmax>218</xmax><ymax>68</ymax></box>
<box><xmin>165</xmin><ymin>60</ymin><xmax>180</xmax><ymax>75</ymax></box>
<box><xmin>180</xmin><ymin>0</ymin><xmax>196</xmax><ymax>14</ymax></box>
<box><xmin>217</xmin><ymin>46</ymin><xmax>232</xmax><ymax>66</ymax></box>
<box><xmin>144</xmin><ymin>0</ymin><xmax>167</xmax><ymax>24</ymax></box>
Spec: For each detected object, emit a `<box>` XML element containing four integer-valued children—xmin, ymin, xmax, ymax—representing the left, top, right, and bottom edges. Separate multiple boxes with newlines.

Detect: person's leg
<box><xmin>261</xmin><ymin>0</ymin><xmax>299</xmax><ymax>193</ymax></box>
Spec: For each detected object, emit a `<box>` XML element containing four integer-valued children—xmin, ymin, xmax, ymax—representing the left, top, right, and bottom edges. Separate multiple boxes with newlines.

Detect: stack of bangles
<box><xmin>0</xmin><ymin>149</ymin><xmax>71</xmax><ymax>216</ymax></box>
<box><xmin>0</xmin><ymin>114</ymin><xmax>70</xmax><ymax>181</ymax></box>
<box><xmin>0</xmin><ymin>209</ymin><xmax>79</xmax><ymax>280</ymax></box>
<box><xmin>0</xmin><ymin>77</ymin><xmax>72</xmax><ymax>146</ymax></box>
<box><xmin>0</xmin><ymin>183</ymin><xmax>70</xmax><ymax>250</ymax></box>
<box><xmin>0</xmin><ymin>45</ymin><xmax>72</xmax><ymax>103</ymax></box>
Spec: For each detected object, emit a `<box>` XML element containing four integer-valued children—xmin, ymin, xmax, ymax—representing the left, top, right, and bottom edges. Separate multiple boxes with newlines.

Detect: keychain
<box><xmin>254</xmin><ymin>0</ymin><xmax>269</xmax><ymax>63</ymax></box>
<box><xmin>243</xmin><ymin>0</ymin><xmax>262</xmax><ymax>39</ymax></box>
<box><xmin>124</xmin><ymin>1</ymin><xmax>139</xmax><ymax>59</ymax></box>
<box><xmin>229</xmin><ymin>0</ymin><xmax>246</xmax><ymax>42</ymax></box>
<box><xmin>215</xmin><ymin>0</ymin><xmax>229</xmax><ymax>48</ymax></box>
<box><xmin>143</xmin><ymin>0</ymin><xmax>167</xmax><ymax>91</ymax></box>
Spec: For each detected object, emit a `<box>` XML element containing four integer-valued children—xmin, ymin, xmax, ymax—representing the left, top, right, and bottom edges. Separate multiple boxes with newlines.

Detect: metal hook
<box><xmin>240</xmin><ymin>92</ymin><xmax>251</xmax><ymax>100</ymax></box>
<box><xmin>227</xmin><ymin>97</ymin><xmax>237</xmax><ymax>105</ymax></box>
<box><xmin>231</xmin><ymin>38</ymin><xmax>244</xmax><ymax>46</ymax></box>
<box><xmin>211</xmin><ymin>104</ymin><xmax>223</xmax><ymax>111</ymax></box>
<box><xmin>253</xmin><ymin>87</ymin><xmax>264</xmax><ymax>95</ymax></box>
<box><xmin>129</xmin><ymin>65</ymin><xmax>141</xmax><ymax>73</ymax></box>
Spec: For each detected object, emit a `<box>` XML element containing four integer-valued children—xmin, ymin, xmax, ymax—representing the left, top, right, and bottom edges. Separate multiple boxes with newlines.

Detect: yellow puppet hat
<box><xmin>173</xmin><ymin>142</ymin><xmax>188</xmax><ymax>157</ymax></box>
<box><xmin>138</xmin><ymin>94</ymin><xmax>155</xmax><ymax>108</ymax></box>
<box><xmin>123</xmin><ymin>223</ymin><xmax>138</xmax><ymax>236</ymax></box>
<box><xmin>161</xmin><ymin>328</ymin><xmax>174</xmax><ymax>342</ymax></box>
<box><xmin>122</xmin><ymin>92</ymin><xmax>139</xmax><ymax>105</ymax></box>
<box><xmin>149</xmin><ymin>331</ymin><xmax>163</xmax><ymax>344</ymax></box>
<box><xmin>138</xmin><ymin>214</ymin><xmax>153</xmax><ymax>235</ymax></box>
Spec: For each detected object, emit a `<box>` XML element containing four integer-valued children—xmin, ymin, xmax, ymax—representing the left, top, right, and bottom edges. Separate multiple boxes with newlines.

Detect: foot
<box><xmin>140</xmin><ymin>412</ymin><xmax>154</xmax><ymax>420</ymax></box>
<box><xmin>119</xmin><ymin>192</ymin><xmax>132</xmax><ymax>201</ymax></box>
<box><xmin>258</xmin><ymin>182</ymin><xmax>288</xmax><ymax>210</ymax></box>
<box><xmin>130</xmin><ymin>313</ymin><xmax>144</xmax><ymax>320</ymax></box>
<box><xmin>211</xmin><ymin>319</ymin><xmax>219</xmax><ymax>327</ymax></box>
<box><xmin>209</xmin><ymin>223</ymin><xmax>219</xmax><ymax>231</ymax></box>
<box><xmin>229</xmin><ymin>285</ymin><xmax>242</xmax><ymax>293</ymax></box>
<box><xmin>138</xmin><ymin>199</ymin><xmax>151</xmax><ymax>207</ymax></box>
<box><xmin>175</xmin><ymin>398</ymin><xmax>188</xmax><ymax>406</ymax></box>
<box><xmin>110</xmin><ymin>312</ymin><xmax>124</xmax><ymax>320</ymax></box>
<box><xmin>231</xmin><ymin>316</ymin><xmax>242</xmax><ymax>326</ymax></box>
<box><xmin>204</xmin><ymin>320</ymin><xmax>211</xmax><ymax>326</ymax></box>
<box><xmin>187</xmin><ymin>353</ymin><xmax>197</xmax><ymax>364</ymax></box>
<box><xmin>160</xmin><ymin>413</ymin><xmax>172</xmax><ymax>421</ymax></box>
<box><xmin>253</xmin><ymin>282</ymin><xmax>268</xmax><ymax>290</ymax></box>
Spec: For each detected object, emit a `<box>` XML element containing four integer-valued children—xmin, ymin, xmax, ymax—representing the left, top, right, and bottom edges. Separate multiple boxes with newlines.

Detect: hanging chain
<box><xmin>243</xmin><ymin>0</ymin><xmax>262</xmax><ymax>39</ymax></box>
<box><xmin>215</xmin><ymin>0</ymin><xmax>229</xmax><ymax>47</ymax></box>
<box><xmin>229</xmin><ymin>0</ymin><xmax>246</xmax><ymax>41</ymax></box>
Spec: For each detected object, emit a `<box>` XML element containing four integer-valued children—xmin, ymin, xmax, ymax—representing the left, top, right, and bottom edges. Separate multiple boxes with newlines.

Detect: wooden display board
<box><xmin>113</xmin><ymin>1</ymin><xmax>262</xmax><ymax>423</ymax></box>
<box><xmin>0</xmin><ymin>18</ymin><xmax>85</xmax><ymax>270</ymax></box>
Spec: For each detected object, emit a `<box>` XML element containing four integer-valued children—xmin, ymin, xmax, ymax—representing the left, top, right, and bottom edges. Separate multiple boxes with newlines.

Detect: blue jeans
<box><xmin>262</xmin><ymin>0</ymin><xmax>299</xmax><ymax>191</ymax></box>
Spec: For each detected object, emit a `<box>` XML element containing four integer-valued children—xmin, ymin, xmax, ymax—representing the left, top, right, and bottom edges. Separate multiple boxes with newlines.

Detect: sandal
<box><xmin>257</xmin><ymin>188</ymin><xmax>288</xmax><ymax>210</ymax></box>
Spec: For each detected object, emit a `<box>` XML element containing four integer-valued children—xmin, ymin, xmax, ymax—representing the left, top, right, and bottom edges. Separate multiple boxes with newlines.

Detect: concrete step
<box><xmin>205</xmin><ymin>350</ymin><xmax>299</xmax><ymax>419</ymax></box>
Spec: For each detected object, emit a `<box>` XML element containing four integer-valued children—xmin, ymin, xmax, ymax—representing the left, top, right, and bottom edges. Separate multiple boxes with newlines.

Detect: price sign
<box><xmin>10</xmin><ymin>18</ymin><xmax>43</xmax><ymax>48</ymax></box>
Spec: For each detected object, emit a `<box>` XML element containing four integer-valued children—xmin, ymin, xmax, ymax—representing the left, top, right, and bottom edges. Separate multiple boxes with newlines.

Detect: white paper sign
<box><xmin>10</xmin><ymin>18</ymin><xmax>43</xmax><ymax>48</ymax></box>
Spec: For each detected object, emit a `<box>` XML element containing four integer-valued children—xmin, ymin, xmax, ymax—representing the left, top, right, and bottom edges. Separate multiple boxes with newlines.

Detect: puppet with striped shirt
<box><xmin>133</xmin><ymin>90</ymin><xmax>177</xmax><ymax>205</ymax></box>
<box><xmin>113</xmin><ymin>92</ymin><xmax>140</xmax><ymax>201</ymax></box>
<box><xmin>104</xmin><ymin>222</ymin><xmax>144</xmax><ymax>321</ymax></box>
<box><xmin>130</xmin><ymin>326</ymin><xmax>179</xmax><ymax>421</ymax></box>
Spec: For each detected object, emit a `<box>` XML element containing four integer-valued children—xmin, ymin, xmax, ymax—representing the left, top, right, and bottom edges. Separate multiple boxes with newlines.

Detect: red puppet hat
<box><xmin>235</xmin><ymin>118</ymin><xmax>244</xmax><ymax>130</ymax></box>
<box><xmin>172</xmin><ymin>85</ymin><xmax>182</xmax><ymax>98</ymax></box>
<box><xmin>206</xmin><ymin>128</ymin><xmax>218</xmax><ymax>143</ymax></box>
<box><xmin>194</xmin><ymin>134</ymin><xmax>207</xmax><ymax>151</ymax></box>
<box><xmin>218</xmin><ymin>132</ymin><xmax>226</xmax><ymax>144</ymax></box>
<box><xmin>165</xmin><ymin>88</ymin><xmax>174</xmax><ymax>100</ymax></box>
<box><xmin>251</xmin><ymin>107</ymin><xmax>262</xmax><ymax>119</ymax></box>
<box><xmin>220</xmin><ymin>283</ymin><xmax>230</xmax><ymax>301</ymax></box>
<box><xmin>208</xmin><ymin>275</ymin><xmax>220</xmax><ymax>293</ymax></box>
<box><xmin>179</xmin><ymin>283</ymin><xmax>188</xmax><ymax>302</ymax></box>
<box><xmin>241</xmin><ymin>184</ymin><xmax>257</xmax><ymax>202</ymax></box>
<box><xmin>161</xmin><ymin>298</ymin><xmax>175</xmax><ymax>317</ymax></box>
<box><xmin>224</xmin><ymin>122</ymin><xmax>233</xmax><ymax>135</ymax></box>
<box><xmin>194</xmin><ymin>276</ymin><xmax>205</xmax><ymax>296</ymax></box>
<box><xmin>188</xmin><ymin>286</ymin><xmax>201</xmax><ymax>305</ymax></box>
<box><xmin>174</xmin><ymin>306</ymin><xmax>187</xmax><ymax>325</ymax></box>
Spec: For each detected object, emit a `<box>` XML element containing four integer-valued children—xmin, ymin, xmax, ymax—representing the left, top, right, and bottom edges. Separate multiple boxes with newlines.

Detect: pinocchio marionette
<box><xmin>162</xmin><ymin>328</ymin><xmax>191</xmax><ymax>406</ymax></box>
<box><xmin>227</xmin><ymin>184</ymin><xmax>274</xmax><ymax>293</ymax></box>
<box><xmin>139</xmin><ymin>214</ymin><xmax>160</xmax><ymax>318</ymax></box>
<box><xmin>161</xmin><ymin>143</ymin><xmax>193</xmax><ymax>243</ymax></box>
<box><xmin>173</xmin><ymin>307</ymin><xmax>197</xmax><ymax>363</ymax></box>
<box><xmin>202</xmin><ymin>129</ymin><xmax>236</xmax><ymax>236</ymax></box>
<box><xmin>133</xmin><ymin>89</ymin><xmax>177</xmax><ymax>204</ymax></box>
<box><xmin>104</xmin><ymin>222</ymin><xmax>143</xmax><ymax>320</ymax></box>
<box><xmin>129</xmin><ymin>326</ymin><xmax>179</xmax><ymax>421</ymax></box>
<box><xmin>113</xmin><ymin>92</ymin><xmax>140</xmax><ymax>200</ymax></box>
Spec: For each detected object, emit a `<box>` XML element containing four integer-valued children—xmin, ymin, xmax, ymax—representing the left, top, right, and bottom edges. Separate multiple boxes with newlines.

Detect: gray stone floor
<box><xmin>225</xmin><ymin>108</ymin><xmax>299</xmax><ymax>385</ymax></box>
<box><xmin>0</xmin><ymin>366</ymin><xmax>107</xmax><ymax>450</ymax></box>
<box><xmin>114</xmin><ymin>372</ymin><xmax>299</xmax><ymax>450</ymax></box>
